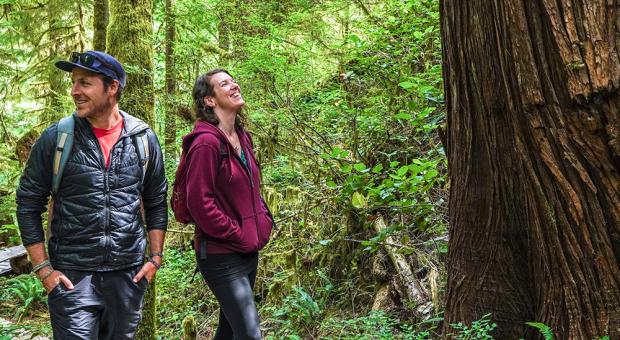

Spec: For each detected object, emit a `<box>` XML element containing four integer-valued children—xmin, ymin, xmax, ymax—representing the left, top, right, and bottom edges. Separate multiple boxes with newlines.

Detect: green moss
<box><xmin>46</xmin><ymin>0</ymin><xmax>67</xmax><ymax>122</ymax></box>
<box><xmin>107</xmin><ymin>0</ymin><xmax>155</xmax><ymax>126</ymax></box>
<box><xmin>92</xmin><ymin>0</ymin><xmax>109</xmax><ymax>51</ymax></box>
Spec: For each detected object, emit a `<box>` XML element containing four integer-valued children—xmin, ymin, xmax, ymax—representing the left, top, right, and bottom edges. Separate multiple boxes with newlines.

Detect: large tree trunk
<box><xmin>107</xmin><ymin>1</ymin><xmax>156</xmax><ymax>339</ymax></box>
<box><xmin>164</xmin><ymin>0</ymin><xmax>177</xmax><ymax>167</ymax></box>
<box><xmin>107</xmin><ymin>0</ymin><xmax>155</xmax><ymax>124</ymax></box>
<box><xmin>46</xmin><ymin>0</ymin><xmax>65</xmax><ymax>123</ymax></box>
<box><xmin>217</xmin><ymin>12</ymin><xmax>229</xmax><ymax>66</ymax></box>
<box><xmin>442</xmin><ymin>1</ymin><xmax>620</xmax><ymax>338</ymax></box>
<box><xmin>93</xmin><ymin>0</ymin><xmax>109</xmax><ymax>51</ymax></box>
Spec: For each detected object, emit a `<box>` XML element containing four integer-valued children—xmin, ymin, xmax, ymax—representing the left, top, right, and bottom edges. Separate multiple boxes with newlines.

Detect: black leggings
<box><xmin>197</xmin><ymin>251</ymin><xmax>261</xmax><ymax>340</ymax></box>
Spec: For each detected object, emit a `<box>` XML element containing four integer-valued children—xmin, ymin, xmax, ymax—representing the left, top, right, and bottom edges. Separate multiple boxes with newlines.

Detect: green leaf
<box><xmin>424</xmin><ymin>169</ymin><xmax>439</xmax><ymax>180</ymax></box>
<box><xmin>353</xmin><ymin>163</ymin><xmax>367</xmax><ymax>172</ymax></box>
<box><xmin>326</xmin><ymin>181</ymin><xmax>337</xmax><ymax>188</ymax></box>
<box><xmin>525</xmin><ymin>322</ymin><xmax>553</xmax><ymax>340</ymax></box>
<box><xmin>371</xmin><ymin>164</ymin><xmax>383</xmax><ymax>173</ymax></box>
<box><xmin>351</xmin><ymin>192</ymin><xmax>367</xmax><ymax>209</ymax></box>
<box><xmin>394</xmin><ymin>113</ymin><xmax>412</xmax><ymax>120</ymax></box>
<box><xmin>398</xmin><ymin>81</ymin><xmax>415</xmax><ymax>89</ymax></box>
<box><xmin>397</xmin><ymin>166</ymin><xmax>409</xmax><ymax>176</ymax></box>
<box><xmin>409</xmin><ymin>164</ymin><xmax>424</xmax><ymax>175</ymax></box>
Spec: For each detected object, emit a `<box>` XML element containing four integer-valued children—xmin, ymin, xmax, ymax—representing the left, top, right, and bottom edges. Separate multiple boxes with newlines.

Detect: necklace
<box><xmin>225</xmin><ymin>132</ymin><xmax>241</xmax><ymax>153</ymax></box>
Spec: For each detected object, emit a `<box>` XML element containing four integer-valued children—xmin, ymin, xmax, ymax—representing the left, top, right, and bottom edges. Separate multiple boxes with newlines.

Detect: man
<box><xmin>16</xmin><ymin>51</ymin><xmax>167</xmax><ymax>339</ymax></box>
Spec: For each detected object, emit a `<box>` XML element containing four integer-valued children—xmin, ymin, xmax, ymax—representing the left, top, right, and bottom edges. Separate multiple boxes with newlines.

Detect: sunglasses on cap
<box><xmin>70</xmin><ymin>52</ymin><xmax>120</xmax><ymax>79</ymax></box>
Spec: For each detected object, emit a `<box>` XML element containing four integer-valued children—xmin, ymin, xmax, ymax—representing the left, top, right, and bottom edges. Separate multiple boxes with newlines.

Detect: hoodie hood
<box><xmin>183</xmin><ymin>120</ymin><xmax>246</xmax><ymax>185</ymax></box>
<box><xmin>182</xmin><ymin>120</ymin><xmax>225</xmax><ymax>152</ymax></box>
<box><xmin>182</xmin><ymin>120</ymin><xmax>248</xmax><ymax>156</ymax></box>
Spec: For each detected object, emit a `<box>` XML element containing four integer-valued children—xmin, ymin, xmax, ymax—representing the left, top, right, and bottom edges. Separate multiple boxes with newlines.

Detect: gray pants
<box><xmin>47</xmin><ymin>266</ymin><xmax>147</xmax><ymax>340</ymax></box>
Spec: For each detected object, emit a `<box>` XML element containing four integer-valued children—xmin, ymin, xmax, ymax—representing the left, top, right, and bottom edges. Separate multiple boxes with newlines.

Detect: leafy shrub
<box><xmin>319</xmin><ymin>310</ymin><xmax>426</xmax><ymax>339</ymax></box>
<box><xmin>450</xmin><ymin>313</ymin><xmax>497</xmax><ymax>339</ymax></box>
<box><xmin>7</xmin><ymin>275</ymin><xmax>47</xmax><ymax>320</ymax></box>
<box><xmin>265</xmin><ymin>285</ymin><xmax>321</xmax><ymax>338</ymax></box>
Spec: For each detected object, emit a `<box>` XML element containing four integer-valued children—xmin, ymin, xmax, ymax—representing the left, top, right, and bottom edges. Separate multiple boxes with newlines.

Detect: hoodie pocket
<box><xmin>237</xmin><ymin>215</ymin><xmax>259</xmax><ymax>253</ymax></box>
<box><xmin>257</xmin><ymin>210</ymin><xmax>273</xmax><ymax>250</ymax></box>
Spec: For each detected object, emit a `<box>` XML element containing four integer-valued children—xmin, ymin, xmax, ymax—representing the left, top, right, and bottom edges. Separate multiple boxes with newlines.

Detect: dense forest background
<box><xmin>1</xmin><ymin>0</ymin><xmax>449</xmax><ymax>338</ymax></box>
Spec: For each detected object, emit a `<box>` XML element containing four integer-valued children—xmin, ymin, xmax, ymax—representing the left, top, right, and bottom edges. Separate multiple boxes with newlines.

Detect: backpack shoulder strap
<box><xmin>133</xmin><ymin>131</ymin><xmax>150</xmax><ymax>187</ymax></box>
<box><xmin>52</xmin><ymin>115</ymin><xmax>75</xmax><ymax>195</ymax></box>
<box><xmin>218</xmin><ymin>139</ymin><xmax>229</xmax><ymax>175</ymax></box>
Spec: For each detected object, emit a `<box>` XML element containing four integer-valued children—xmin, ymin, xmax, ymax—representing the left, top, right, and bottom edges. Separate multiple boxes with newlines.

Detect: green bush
<box><xmin>450</xmin><ymin>313</ymin><xmax>497</xmax><ymax>340</ymax></box>
<box><xmin>7</xmin><ymin>275</ymin><xmax>47</xmax><ymax>321</ymax></box>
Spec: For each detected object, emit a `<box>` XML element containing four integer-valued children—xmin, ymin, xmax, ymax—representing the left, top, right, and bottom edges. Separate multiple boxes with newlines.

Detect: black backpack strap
<box><xmin>190</xmin><ymin>237</ymin><xmax>207</xmax><ymax>283</ymax></box>
<box><xmin>217</xmin><ymin>139</ymin><xmax>229</xmax><ymax>175</ymax></box>
<box><xmin>190</xmin><ymin>266</ymin><xmax>200</xmax><ymax>283</ymax></box>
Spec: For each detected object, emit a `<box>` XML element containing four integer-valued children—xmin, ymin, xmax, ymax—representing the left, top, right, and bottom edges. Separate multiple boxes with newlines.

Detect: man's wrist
<box><xmin>32</xmin><ymin>259</ymin><xmax>51</xmax><ymax>274</ymax></box>
<box><xmin>38</xmin><ymin>267</ymin><xmax>55</xmax><ymax>282</ymax></box>
<box><xmin>148</xmin><ymin>257</ymin><xmax>161</xmax><ymax>269</ymax></box>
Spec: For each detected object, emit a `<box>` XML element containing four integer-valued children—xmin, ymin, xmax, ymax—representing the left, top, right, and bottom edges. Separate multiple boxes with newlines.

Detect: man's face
<box><xmin>70</xmin><ymin>68</ymin><xmax>117</xmax><ymax>118</ymax></box>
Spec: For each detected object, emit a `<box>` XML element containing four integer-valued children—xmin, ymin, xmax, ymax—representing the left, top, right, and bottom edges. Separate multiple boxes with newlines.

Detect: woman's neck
<box><xmin>215</xmin><ymin>108</ymin><xmax>237</xmax><ymax>135</ymax></box>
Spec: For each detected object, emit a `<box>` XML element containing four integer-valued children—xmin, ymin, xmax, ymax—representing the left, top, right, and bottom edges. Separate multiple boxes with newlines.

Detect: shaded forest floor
<box><xmin>0</xmin><ymin>239</ymin><xmax>451</xmax><ymax>339</ymax></box>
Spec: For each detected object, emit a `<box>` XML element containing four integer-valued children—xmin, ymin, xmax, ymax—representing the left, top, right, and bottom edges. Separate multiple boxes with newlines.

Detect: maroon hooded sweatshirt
<box><xmin>184</xmin><ymin>120</ymin><xmax>273</xmax><ymax>254</ymax></box>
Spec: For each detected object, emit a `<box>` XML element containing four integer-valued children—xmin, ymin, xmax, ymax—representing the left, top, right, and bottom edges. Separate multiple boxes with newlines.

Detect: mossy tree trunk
<box><xmin>93</xmin><ymin>0</ymin><xmax>108</xmax><ymax>51</ymax></box>
<box><xmin>46</xmin><ymin>0</ymin><xmax>65</xmax><ymax>123</ymax></box>
<box><xmin>164</xmin><ymin>0</ymin><xmax>177</xmax><ymax>167</ymax></box>
<box><xmin>441</xmin><ymin>1</ymin><xmax>620</xmax><ymax>338</ymax></box>
<box><xmin>217</xmin><ymin>13</ymin><xmax>229</xmax><ymax>67</ymax></box>
<box><xmin>107</xmin><ymin>0</ymin><xmax>155</xmax><ymax>125</ymax></box>
<box><xmin>107</xmin><ymin>1</ymin><xmax>156</xmax><ymax>339</ymax></box>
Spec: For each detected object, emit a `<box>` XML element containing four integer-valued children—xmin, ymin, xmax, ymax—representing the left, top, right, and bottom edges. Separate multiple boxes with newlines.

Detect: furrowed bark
<box><xmin>442</xmin><ymin>0</ymin><xmax>620</xmax><ymax>338</ymax></box>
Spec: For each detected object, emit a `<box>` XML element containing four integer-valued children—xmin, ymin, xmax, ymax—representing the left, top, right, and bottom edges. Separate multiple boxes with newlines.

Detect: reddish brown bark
<box><xmin>442</xmin><ymin>1</ymin><xmax>620</xmax><ymax>338</ymax></box>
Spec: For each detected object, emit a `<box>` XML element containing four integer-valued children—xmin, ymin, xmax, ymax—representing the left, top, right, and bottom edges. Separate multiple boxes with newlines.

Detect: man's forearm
<box><xmin>26</xmin><ymin>242</ymin><xmax>48</xmax><ymax>267</ymax></box>
<box><xmin>147</xmin><ymin>229</ymin><xmax>165</xmax><ymax>256</ymax></box>
<box><xmin>26</xmin><ymin>242</ymin><xmax>54</xmax><ymax>281</ymax></box>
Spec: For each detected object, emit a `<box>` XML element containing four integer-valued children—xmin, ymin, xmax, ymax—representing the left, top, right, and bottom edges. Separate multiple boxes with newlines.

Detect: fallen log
<box><xmin>373</xmin><ymin>214</ymin><xmax>429</xmax><ymax>314</ymax></box>
<box><xmin>0</xmin><ymin>245</ymin><xmax>29</xmax><ymax>275</ymax></box>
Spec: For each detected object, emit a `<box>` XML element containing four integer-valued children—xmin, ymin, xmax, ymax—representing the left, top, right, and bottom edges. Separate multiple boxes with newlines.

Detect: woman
<box><xmin>184</xmin><ymin>69</ymin><xmax>274</xmax><ymax>339</ymax></box>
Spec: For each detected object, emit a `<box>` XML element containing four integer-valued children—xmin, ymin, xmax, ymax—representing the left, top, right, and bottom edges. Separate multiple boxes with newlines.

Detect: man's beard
<box><xmin>78</xmin><ymin>97</ymin><xmax>114</xmax><ymax>119</ymax></box>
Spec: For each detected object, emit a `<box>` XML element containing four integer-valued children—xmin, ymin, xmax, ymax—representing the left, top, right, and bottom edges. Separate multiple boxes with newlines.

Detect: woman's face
<box><xmin>205</xmin><ymin>72</ymin><xmax>245</xmax><ymax>112</ymax></box>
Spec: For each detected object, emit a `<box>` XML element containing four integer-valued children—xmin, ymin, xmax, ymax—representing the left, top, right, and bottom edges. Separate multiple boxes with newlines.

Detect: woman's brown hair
<box><xmin>192</xmin><ymin>69</ymin><xmax>245</xmax><ymax>128</ymax></box>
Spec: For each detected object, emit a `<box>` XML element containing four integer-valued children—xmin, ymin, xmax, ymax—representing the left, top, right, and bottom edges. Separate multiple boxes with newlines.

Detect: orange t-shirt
<box><xmin>92</xmin><ymin>119</ymin><xmax>124</xmax><ymax>169</ymax></box>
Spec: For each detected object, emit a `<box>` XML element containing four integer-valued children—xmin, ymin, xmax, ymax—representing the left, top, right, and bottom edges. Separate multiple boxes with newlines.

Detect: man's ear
<box><xmin>204</xmin><ymin>96</ymin><xmax>216</xmax><ymax>108</ymax></box>
<box><xmin>107</xmin><ymin>80</ymin><xmax>120</xmax><ymax>97</ymax></box>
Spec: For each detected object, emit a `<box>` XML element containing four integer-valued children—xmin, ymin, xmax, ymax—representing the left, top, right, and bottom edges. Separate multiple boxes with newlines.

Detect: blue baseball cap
<box><xmin>55</xmin><ymin>51</ymin><xmax>126</xmax><ymax>88</ymax></box>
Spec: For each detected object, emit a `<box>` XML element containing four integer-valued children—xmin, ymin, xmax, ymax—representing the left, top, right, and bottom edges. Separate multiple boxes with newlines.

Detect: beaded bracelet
<box><xmin>150</xmin><ymin>252</ymin><xmax>164</xmax><ymax>258</ymax></box>
<box><xmin>148</xmin><ymin>258</ymin><xmax>161</xmax><ymax>269</ymax></box>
